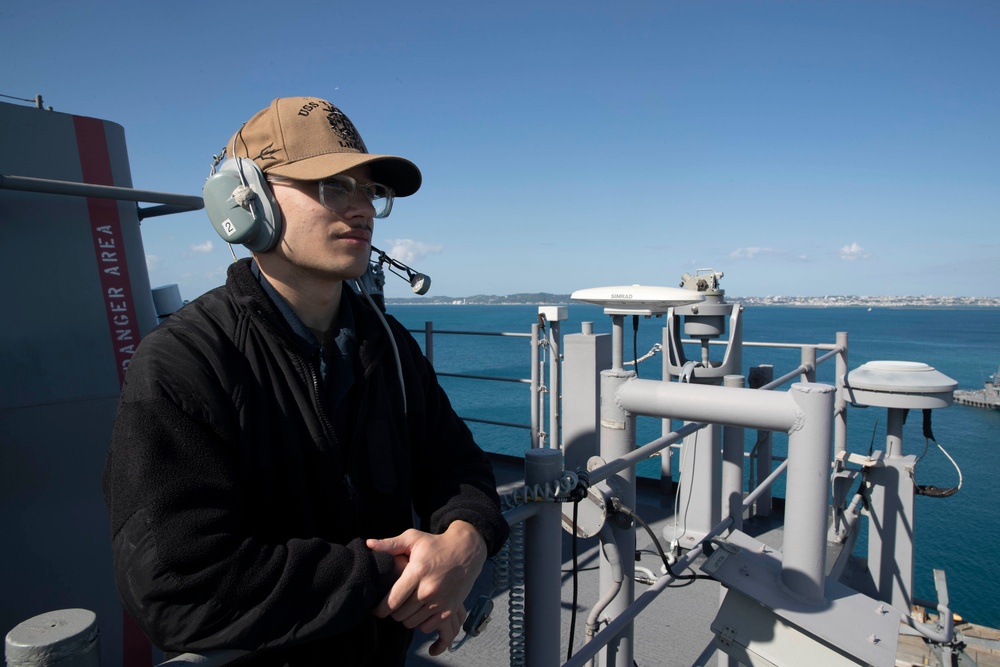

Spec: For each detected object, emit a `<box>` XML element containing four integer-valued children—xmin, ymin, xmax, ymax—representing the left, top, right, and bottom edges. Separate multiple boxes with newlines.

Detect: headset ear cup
<box><xmin>202</xmin><ymin>158</ymin><xmax>283</xmax><ymax>252</ymax></box>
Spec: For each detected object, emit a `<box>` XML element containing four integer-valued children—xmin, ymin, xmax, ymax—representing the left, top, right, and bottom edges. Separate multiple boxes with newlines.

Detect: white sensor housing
<box><xmin>571</xmin><ymin>284</ymin><xmax>704</xmax><ymax>315</ymax></box>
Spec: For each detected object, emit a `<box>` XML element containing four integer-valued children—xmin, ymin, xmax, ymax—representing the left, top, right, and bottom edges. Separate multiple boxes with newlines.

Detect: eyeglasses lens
<box><xmin>319</xmin><ymin>176</ymin><xmax>394</xmax><ymax>218</ymax></box>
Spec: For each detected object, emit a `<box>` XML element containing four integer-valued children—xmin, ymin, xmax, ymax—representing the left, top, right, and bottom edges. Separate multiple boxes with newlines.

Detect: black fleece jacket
<box><xmin>102</xmin><ymin>259</ymin><xmax>508</xmax><ymax>666</ymax></box>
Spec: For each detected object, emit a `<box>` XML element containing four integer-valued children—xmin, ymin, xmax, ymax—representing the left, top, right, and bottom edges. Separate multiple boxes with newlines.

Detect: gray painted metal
<box><xmin>845</xmin><ymin>360</ymin><xmax>957</xmax><ymax>410</ymax></box>
<box><xmin>530</xmin><ymin>322</ymin><xmax>541</xmax><ymax>448</ymax></box>
<box><xmin>615</xmin><ymin>379</ymin><xmax>836</xmax><ymax>603</ymax></box>
<box><xmin>561</xmin><ymin>327</ymin><xmax>611</xmax><ymax>473</ymax></box>
<box><xmin>597</xmin><ymin>367</ymin><xmax>638</xmax><ymax>667</ymax></box>
<box><xmin>523</xmin><ymin>450</ymin><xmax>564</xmax><ymax>667</ymax></box>
<box><xmin>866</xmin><ymin>411</ymin><xmax>918</xmax><ymax>612</ymax></box>
<box><xmin>5</xmin><ymin>609</ymin><xmax>99</xmax><ymax>667</ymax></box>
<box><xmin>539</xmin><ymin>306</ymin><xmax>567</xmax><ymax>451</ymax></box>
<box><xmin>0</xmin><ymin>174</ymin><xmax>204</xmax><ymax>211</ymax></box>
<box><xmin>834</xmin><ymin>332</ymin><xmax>849</xmax><ymax>463</ymax></box>
<box><xmin>748</xmin><ymin>365</ymin><xmax>775</xmax><ymax>518</ymax></box>
<box><xmin>704</xmin><ymin>530</ymin><xmax>900</xmax><ymax>666</ymax></box>
<box><xmin>664</xmin><ymin>302</ymin><xmax>743</xmax><ymax>382</ymax></box>
<box><xmin>721</xmin><ymin>375</ymin><xmax>746</xmax><ymax>535</ymax></box>
<box><xmin>719</xmin><ymin>377</ymin><xmax>744</xmax><ymax>667</ymax></box>
<box><xmin>783</xmin><ymin>382</ymin><xmax>835</xmax><ymax>603</ymax></box>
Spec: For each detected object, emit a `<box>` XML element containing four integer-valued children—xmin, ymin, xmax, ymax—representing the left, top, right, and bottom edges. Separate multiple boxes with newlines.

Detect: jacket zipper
<box><xmin>301</xmin><ymin>352</ymin><xmax>364</xmax><ymax>533</ymax></box>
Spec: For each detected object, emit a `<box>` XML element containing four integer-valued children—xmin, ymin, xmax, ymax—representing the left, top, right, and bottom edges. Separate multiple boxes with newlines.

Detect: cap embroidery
<box><xmin>322</xmin><ymin>102</ymin><xmax>367</xmax><ymax>153</ymax></box>
<box><xmin>253</xmin><ymin>142</ymin><xmax>281</xmax><ymax>163</ymax></box>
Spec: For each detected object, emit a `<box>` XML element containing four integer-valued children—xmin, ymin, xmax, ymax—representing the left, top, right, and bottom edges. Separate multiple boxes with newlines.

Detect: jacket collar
<box><xmin>226</xmin><ymin>258</ymin><xmax>388</xmax><ymax>367</ymax></box>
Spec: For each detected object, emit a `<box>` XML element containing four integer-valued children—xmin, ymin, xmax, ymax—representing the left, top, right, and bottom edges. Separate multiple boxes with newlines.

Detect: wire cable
<box><xmin>354</xmin><ymin>277</ymin><xmax>407</xmax><ymax>415</ymax></box>
<box><xmin>914</xmin><ymin>409</ymin><xmax>962</xmax><ymax>498</ymax></box>
<box><xmin>567</xmin><ymin>500</ymin><xmax>580</xmax><ymax>661</ymax></box>
<box><xmin>615</xmin><ymin>501</ymin><xmax>711</xmax><ymax>582</ymax></box>
<box><xmin>632</xmin><ymin>315</ymin><xmax>639</xmax><ymax>377</ymax></box>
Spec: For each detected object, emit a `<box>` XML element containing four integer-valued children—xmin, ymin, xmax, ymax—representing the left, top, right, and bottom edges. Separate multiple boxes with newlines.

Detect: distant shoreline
<box><xmin>384</xmin><ymin>294</ymin><xmax>1000</xmax><ymax>308</ymax></box>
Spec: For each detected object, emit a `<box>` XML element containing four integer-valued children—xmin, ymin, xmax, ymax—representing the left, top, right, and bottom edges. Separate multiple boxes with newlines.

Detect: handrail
<box><xmin>439</xmin><ymin>372</ymin><xmax>531</xmax><ymax>384</ymax></box>
<box><xmin>407</xmin><ymin>320</ymin><xmax>544</xmax><ymax>442</ymax></box>
<box><xmin>0</xmin><ymin>174</ymin><xmax>204</xmax><ymax>219</ymax></box>
<box><xmin>410</xmin><ymin>328</ymin><xmax>533</xmax><ymax>338</ymax></box>
<box><xmin>462</xmin><ymin>415</ymin><xmax>532</xmax><ymax>430</ymax></box>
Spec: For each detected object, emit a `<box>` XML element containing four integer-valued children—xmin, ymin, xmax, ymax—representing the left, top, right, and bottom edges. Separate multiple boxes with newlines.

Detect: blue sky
<box><xmin>3</xmin><ymin>0</ymin><xmax>998</xmax><ymax>300</ymax></box>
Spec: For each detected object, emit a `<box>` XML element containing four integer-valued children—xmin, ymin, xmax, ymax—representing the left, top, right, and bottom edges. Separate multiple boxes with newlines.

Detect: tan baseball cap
<box><xmin>227</xmin><ymin>97</ymin><xmax>421</xmax><ymax>197</ymax></box>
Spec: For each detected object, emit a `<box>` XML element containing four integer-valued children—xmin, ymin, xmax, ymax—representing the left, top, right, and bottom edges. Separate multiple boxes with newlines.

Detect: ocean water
<box><xmin>390</xmin><ymin>303</ymin><xmax>1000</xmax><ymax>629</ymax></box>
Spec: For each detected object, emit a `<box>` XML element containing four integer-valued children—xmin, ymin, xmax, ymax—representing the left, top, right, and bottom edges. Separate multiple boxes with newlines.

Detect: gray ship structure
<box><xmin>953</xmin><ymin>367</ymin><xmax>1000</xmax><ymax>410</ymax></box>
<box><xmin>3</xmin><ymin>99</ymin><xmax>999</xmax><ymax>667</ymax></box>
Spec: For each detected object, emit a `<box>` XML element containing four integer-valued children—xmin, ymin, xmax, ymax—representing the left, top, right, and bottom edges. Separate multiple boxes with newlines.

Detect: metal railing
<box><xmin>0</xmin><ymin>174</ymin><xmax>204</xmax><ymax>219</ymax></box>
<box><xmin>409</xmin><ymin>319</ymin><xmax>562</xmax><ymax>448</ymax></box>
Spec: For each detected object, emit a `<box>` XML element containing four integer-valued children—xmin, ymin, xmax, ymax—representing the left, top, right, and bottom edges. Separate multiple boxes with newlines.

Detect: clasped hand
<box><xmin>367</xmin><ymin>520</ymin><xmax>487</xmax><ymax>656</ymax></box>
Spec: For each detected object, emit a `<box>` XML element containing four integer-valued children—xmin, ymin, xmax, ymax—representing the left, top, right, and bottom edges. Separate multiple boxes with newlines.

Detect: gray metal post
<box><xmin>721</xmin><ymin>375</ymin><xmax>746</xmax><ymax>533</ymax></box>
<box><xmin>599</xmin><ymin>369</ymin><xmax>636</xmax><ymax>667</ymax></box>
<box><xmin>866</xmin><ymin>407</ymin><xmax>917</xmax><ymax>611</ymax></box>
<box><xmin>885</xmin><ymin>406</ymin><xmax>904</xmax><ymax>459</ymax></box>
<box><xmin>562</xmin><ymin>326</ymin><xmax>611</xmax><ymax>473</ymax></box>
<box><xmin>524</xmin><ymin>449</ymin><xmax>564</xmax><ymax>667</ymax></box>
<box><xmin>800</xmin><ymin>346</ymin><xmax>817</xmax><ymax>383</ymax></box>
<box><xmin>610</xmin><ymin>315</ymin><xmax>624</xmax><ymax>371</ymax></box>
<box><xmin>748</xmin><ymin>365</ymin><xmax>774</xmax><ymax>518</ymax></box>
<box><xmin>834</xmin><ymin>332</ymin><xmax>848</xmax><ymax>463</ymax></box>
<box><xmin>548</xmin><ymin>318</ymin><xmax>562</xmax><ymax>449</ymax></box>
<box><xmin>531</xmin><ymin>323</ymin><xmax>541</xmax><ymax>448</ymax></box>
<box><xmin>660</xmin><ymin>326</ymin><xmax>676</xmax><ymax>496</ymax></box>
<box><xmin>719</xmin><ymin>375</ymin><xmax>745</xmax><ymax>667</ymax></box>
<box><xmin>424</xmin><ymin>321</ymin><xmax>434</xmax><ymax>365</ymax></box>
<box><xmin>782</xmin><ymin>383</ymin><xmax>835</xmax><ymax>604</ymax></box>
<box><xmin>6</xmin><ymin>609</ymin><xmax>100</xmax><ymax>667</ymax></box>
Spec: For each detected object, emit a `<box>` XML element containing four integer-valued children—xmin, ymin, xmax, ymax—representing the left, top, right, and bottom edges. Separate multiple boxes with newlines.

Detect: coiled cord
<box><xmin>495</xmin><ymin>468</ymin><xmax>586</xmax><ymax>665</ymax></box>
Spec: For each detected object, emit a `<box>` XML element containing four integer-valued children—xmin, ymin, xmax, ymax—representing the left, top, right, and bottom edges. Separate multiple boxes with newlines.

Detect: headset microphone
<box><xmin>371</xmin><ymin>246</ymin><xmax>432</xmax><ymax>295</ymax></box>
<box><xmin>409</xmin><ymin>273</ymin><xmax>430</xmax><ymax>296</ymax></box>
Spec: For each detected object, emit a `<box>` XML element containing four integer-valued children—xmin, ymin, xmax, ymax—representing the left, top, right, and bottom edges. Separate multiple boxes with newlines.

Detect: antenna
<box><xmin>571</xmin><ymin>284</ymin><xmax>704</xmax><ymax>371</ymax></box>
<box><xmin>570</xmin><ymin>284</ymin><xmax>703</xmax><ymax>315</ymax></box>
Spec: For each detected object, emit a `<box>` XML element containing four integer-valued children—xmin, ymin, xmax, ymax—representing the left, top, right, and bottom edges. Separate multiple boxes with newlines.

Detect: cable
<box><xmin>507</xmin><ymin>522</ymin><xmax>526</xmax><ymax>666</ymax></box>
<box><xmin>669</xmin><ymin>427</ymin><xmax>697</xmax><ymax>554</ymax></box>
<box><xmin>567</xmin><ymin>500</ymin><xmax>580</xmax><ymax>661</ymax></box>
<box><xmin>632</xmin><ymin>315</ymin><xmax>639</xmax><ymax>377</ymax></box>
<box><xmin>913</xmin><ymin>410</ymin><xmax>962</xmax><ymax>498</ymax></box>
<box><xmin>614</xmin><ymin>501</ymin><xmax>710</xmax><ymax>582</ymax></box>
<box><xmin>622</xmin><ymin>343</ymin><xmax>662</xmax><ymax>368</ymax></box>
<box><xmin>354</xmin><ymin>277</ymin><xmax>407</xmax><ymax>415</ymax></box>
<box><xmin>912</xmin><ymin>409</ymin><xmax>962</xmax><ymax>497</ymax></box>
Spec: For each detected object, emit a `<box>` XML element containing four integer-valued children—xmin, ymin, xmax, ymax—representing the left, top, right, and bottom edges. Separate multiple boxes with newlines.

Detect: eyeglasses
<box><xmin>320</xmin><ymin>175</ymin><xmax>394</xmax><ymax>218</ymax></box>
<box><xmin>268</xmin><ymin>174</ymin><xmax>394</xmax><ymax>218</ymax></box>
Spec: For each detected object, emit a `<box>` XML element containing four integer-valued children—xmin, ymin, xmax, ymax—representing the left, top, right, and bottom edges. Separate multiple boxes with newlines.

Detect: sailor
<box><xmin>102</xmin><ymin>96</ymin><xmax>509</xmax><ymax>665</ymax></box>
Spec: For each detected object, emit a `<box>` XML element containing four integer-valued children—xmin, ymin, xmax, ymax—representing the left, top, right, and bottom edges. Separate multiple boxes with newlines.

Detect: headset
<box><xmin>203</xmin><ymin>152</ymin><xmax>283</xmax><ymax>253</ymax></box>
